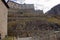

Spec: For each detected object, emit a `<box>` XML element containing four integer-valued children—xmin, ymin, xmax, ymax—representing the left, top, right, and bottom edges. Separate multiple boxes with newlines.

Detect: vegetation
<box><xmin>3</xmin><ymin>36</ymin><xmax>13</xmax><ymax>40</ymax></box>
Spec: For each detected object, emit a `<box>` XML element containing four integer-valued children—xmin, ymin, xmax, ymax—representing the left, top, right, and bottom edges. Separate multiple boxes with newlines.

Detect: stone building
<box><xmin>7</xmin><ymin>1</ymin><xmax>60</xmax><ymax>40</ymax></box>
<box><xmin>8</xmin><ymin>1</ymin><xmax>43</xmax><ymax>22</ymax></box>
<box><xmin>8</xmin><ymin>1</ymin><xmax>34</xmax><ymax>10</ymax></box>
<box><xmin>0</xmin><ymin>0</ymin><xmax>9</xmax><ymax>39</ymax></box>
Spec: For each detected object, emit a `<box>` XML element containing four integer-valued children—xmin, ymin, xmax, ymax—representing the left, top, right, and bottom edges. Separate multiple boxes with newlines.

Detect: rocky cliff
<box><xmin>46</xmin><ymin>4</ymin><xmax>60</xmax><ymax>17</ymax></box>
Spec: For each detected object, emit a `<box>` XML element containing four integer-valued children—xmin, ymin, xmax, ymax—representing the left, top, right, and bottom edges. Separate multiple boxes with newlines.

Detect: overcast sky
<box><xmin>6</xmin><ymin>0</ymin><xmax>60</xmax><ymax>13</ymax></box>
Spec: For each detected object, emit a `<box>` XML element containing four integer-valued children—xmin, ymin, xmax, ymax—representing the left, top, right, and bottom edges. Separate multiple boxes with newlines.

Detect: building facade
<box><xmin>8</xmin><ymin>1</ymin><xmax>43</xmax><ymax>22</ymax></box>
<box><xmin>7</xmin><ymin>1</ymin><xmax>60</xmax><ymax>40</ymax></box>
<box><xmin>0</xmin><ymin>0</ymin><xmax>8</xmax><ymax>39</ymax></box>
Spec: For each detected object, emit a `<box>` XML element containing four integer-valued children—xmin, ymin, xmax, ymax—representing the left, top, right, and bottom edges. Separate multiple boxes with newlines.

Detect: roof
<box><xmin>1</xmin><ymin>0</ymin><xmax>9</xmax><ymax>8</ymax></box>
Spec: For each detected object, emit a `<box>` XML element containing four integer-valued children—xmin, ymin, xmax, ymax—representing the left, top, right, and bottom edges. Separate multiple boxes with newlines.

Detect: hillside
<box><xmin>46</xmin><ymin>4</ymin><xmax>60</xmax><ymax>19</ymax></box>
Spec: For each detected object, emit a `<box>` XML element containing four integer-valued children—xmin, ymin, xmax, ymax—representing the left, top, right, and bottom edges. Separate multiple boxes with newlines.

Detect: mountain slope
<box><xmin>46</xmin><ymin>4</ymin><xmax>60</xmax><ymax>16</ymax></box>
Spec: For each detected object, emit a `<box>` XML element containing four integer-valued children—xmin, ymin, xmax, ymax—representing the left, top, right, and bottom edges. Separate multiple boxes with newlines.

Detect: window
<box><xmin>13</xmin><ymin>19</ymin><xmax>16</xmax><ymax>21</ymax></box>
<box><xmin>20</xmin><ymin>12</ymin><xmax>23</xmax><ymax>14</ymax></box>
<box><xmin>8</xmin><ymin>19</ymin><xmax>12</xmax><ymax>22</ymax></box>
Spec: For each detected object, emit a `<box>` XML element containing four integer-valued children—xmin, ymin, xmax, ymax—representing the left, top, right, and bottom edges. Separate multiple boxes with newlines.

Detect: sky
<box><xmin>5</xmin><ymin>0</ymin><xmax>60</xmax><ymax>13</ymax></box>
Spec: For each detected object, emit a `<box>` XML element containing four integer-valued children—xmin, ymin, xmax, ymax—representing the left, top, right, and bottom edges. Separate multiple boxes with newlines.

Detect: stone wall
<box><xmin>0</xmin><ymin>0</ymin><xmax>8</xmax><ymax>39</ymax></box>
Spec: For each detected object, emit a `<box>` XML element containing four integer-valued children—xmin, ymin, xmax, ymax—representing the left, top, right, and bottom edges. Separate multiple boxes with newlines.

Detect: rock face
<box><xmin>46</xmin><ymin>4</ymin><xmax>60</xmax><ymax>16</ymax></box>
